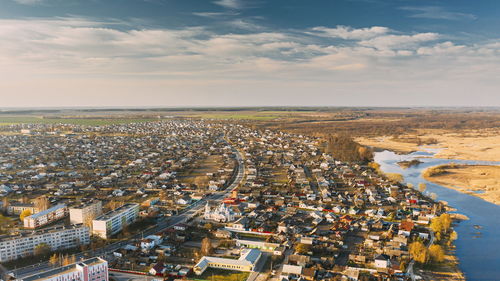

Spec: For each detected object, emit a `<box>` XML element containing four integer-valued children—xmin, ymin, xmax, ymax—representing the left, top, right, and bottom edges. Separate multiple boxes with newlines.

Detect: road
<box><xmin>246</xmin><ymin>253</ymin><xmax>269</xmax><ymax>281</ymax></box>
<box><xmin>109</xmin><ymin>271</ymin><xmax>159</xmax><ymax>281</ymax></box>
<box><xmin>406</xmin><ymin>230</ymin><xmax>435</xmax><ymax>281</ymax></box>
<box><xmin>8</xmin><ymin>144</ymin><xmax>245</xmax><ymax>279</ymax></box>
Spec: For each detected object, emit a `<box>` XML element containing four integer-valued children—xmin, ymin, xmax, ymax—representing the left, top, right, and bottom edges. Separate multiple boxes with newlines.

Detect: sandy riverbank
<box><xmin>357</xmin><ymin>129</ymin><xmax>500</xmax><ymax>162</ymax></box>
<box><xmin>419</xmin><ymin>251</ymin><xmax>465</xmax><ymax>281</ymax></box>
<box><xmin>423</xmin><ymin>165</ymin><xmax>500</xmax><ymax>205</ymax></box>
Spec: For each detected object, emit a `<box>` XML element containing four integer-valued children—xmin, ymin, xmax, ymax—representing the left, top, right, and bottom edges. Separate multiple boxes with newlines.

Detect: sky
<box><xmin>0</xmin><ymin>0</ymin><xmax>499</xmax><ymax>107</ymax></box>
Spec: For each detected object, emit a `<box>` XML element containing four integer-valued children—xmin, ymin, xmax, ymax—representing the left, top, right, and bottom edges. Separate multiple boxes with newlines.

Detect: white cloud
<box><xmin>12</xmin><ymin>0</ymin><xmax>43</xmax><ymax>5</ymax></box>
<box><xmin>310</xmin><ymin>26</ymin><xmax>390</xmax><ymax>40</ymax></box>
<box><xmin>0</xmin><ymin>18</ymin><xmax>499</xmax><ymax>106</ymax></box>
<box><xmin>400</xmin><ymin>6</ymin><xmax>477</xmax><ymax>21</ymax></box>
<box><xmin>213</xmin><ymin>0</ymin><xmax>243</xmax><ymax>9</ymax></box>
<box><xmin>359</xmin><ymin>33</ymin><xmax>439</xmax><ymax>50</ymax></box>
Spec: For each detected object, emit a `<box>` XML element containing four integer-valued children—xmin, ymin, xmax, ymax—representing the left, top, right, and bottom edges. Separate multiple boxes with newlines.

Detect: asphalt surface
<box><xmin>8</xmin><ymin>145</ymin><xmax>245</xmax><ymax>279</ymax></box>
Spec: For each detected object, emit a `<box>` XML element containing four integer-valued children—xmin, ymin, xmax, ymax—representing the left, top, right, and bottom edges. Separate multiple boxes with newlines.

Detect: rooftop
<box><xmin>20</xmin><ymin>257</ymin><xmax>106</xmax><ymax>281</ymax></box>
<box><xmin>94</xmin><ymin>203</ymin><xmax>139</xmax><ymax>221</ymax></box>
<box><xmin>26</xmin><ymin>204</ymin><xmax>66</xmax><ymax>219</ymax></box>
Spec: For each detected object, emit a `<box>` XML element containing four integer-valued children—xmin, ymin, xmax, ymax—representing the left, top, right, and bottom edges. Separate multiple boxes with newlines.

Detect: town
<box><xmin>0</xmin><ymin>118</ymin><xmax>453</xmax><ymax>281</ymax></box>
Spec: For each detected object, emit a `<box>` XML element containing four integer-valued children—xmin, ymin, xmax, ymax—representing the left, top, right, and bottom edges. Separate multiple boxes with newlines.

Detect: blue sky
<box><xmin>0</xmin><ymin>0</ymin><xmax>499</xmax><ymax>107</ymax></box>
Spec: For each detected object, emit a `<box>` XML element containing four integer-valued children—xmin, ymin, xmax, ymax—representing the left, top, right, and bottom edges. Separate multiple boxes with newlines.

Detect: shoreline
<box><xmin>422</xmin><ymin>165</ymin><xmax>500</xmax><ymax>206</ymax></box>
<box><xmin>357</xmin><ymin>129</ymin><xmax>500</xmax><ymax>162</ymax></box>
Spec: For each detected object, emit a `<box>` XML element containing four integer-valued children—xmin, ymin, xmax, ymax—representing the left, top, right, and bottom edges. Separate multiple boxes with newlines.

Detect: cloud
<box><xmin>359</xmin><ymin>33</ymin><xmax>439</xmax><ymax>50</ymax></box>
<box><xmin>310</xmin><ymin>26</ymin><xmax>390</xmax><ymax>40</ymax></box>
<box><xmin>12</xmin><ymin>0</ymin><xmax>43</xmax><ymax>4</ymax></box>
<box><xmin>192</xmin><ymin>11</ymin><xmax>240</xmax><ymax>18</ymax></box>
<box><xmin>400</xmin><ymin>6</ymin><xmax>477</xmax><ymax>21</ymax></box>
<box><xmin>0</xmin><ymin>18</ymin><xmax>499</xmax><ymax>106</ymax></box>
<box><xmin>213</xmin><ymin>0</ymin><xmax>243</xmax><ymax>9</ymax></box>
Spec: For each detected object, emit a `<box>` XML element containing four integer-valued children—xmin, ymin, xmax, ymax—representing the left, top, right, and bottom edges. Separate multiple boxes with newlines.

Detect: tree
<box><xmin>2</xmin><ymin>197</ymin><xmax>9</xmax><ymax>212</ymax></box>
<box><xmin>326</xmin><ymin>135</ymin><xmax>373</xmax><ymax>162</ymax></box>
<box><xmin>409</xmin><ymin>241</ymin><xmax>429</xmax><ymax>264</ymax></box>
<box><xmin>34</xmin><ymin>195</ymin><xmax>50</xmax><ymax>211</ymax></box>
<box><xmin>429</xmin><ymin>245</ymin><xmax>445</xmax><ymax>263</ymax></box>
<box><xmin>430</xmin><ymin>214</ymin><xmax>452</xmax><ymax>235</ymax></box>
<box><xmin>418</xmin><ymin>183</ymin><xmax>427</xmax><ymax>193</ymax></box>
<box><xmin>62</xmin><ymin>255</ymin><xmax>71</xmax><ymax>266</ymax></box>
<box><xmin>159</xmin><ymin>190</ymin><xmax>167</xmax><ymax>201</ymax></box>
<box><xmin>20</xmin><ymin>209</ymin><xmax>32</xmax><ymax>221</ymax></box>
<box><xmin>201</xmin><ymin>237</ymin><xmax>212</xmax><ymax>256</ymax></box>
<box><xmin>34</xmin><ymin>243</ymin><xmax>51</xmax><ymax>256</ymax></box>
<box><xmin>49</xmin><ymin>254</ymin><xmax>59</xmax><ymax>266</ymax></box>
<box><xmin>430</xmin><ymin>193</ymin><xmax>438</xmax><ymax>200</ymax></box>
<box><xmin>295</xmin><ymin>243</ymin><xmax>312</xmax><ymax>255</ymax></box>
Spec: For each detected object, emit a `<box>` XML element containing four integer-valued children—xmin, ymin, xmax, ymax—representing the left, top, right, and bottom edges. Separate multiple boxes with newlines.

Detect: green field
<box><xmin>185</xmin><ymin>110</ymin><xmax>308</xmax><ymax>120</ymax></box>
<box><xmin>192</xmin><ymin>269</ymin><xmax>249</xmax><ymax>281</ymax></box>
<box><xmin>0</xmin><ymin>117</ymin><xmax>159</xmax><ymax>126</ymax></box>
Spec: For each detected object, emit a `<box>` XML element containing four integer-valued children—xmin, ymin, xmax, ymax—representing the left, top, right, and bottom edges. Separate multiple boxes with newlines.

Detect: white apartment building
<box><xmin>92</xmin><ymin>203</ymin><xmax>139</xmax><ymax>239</ymax></box>
<box><xmin>24</xmin><ymin>204</ymin><xmax>68</xmax><ymax>229</ymax></box>
<box><xmin>7</xmin><ymin>203</ymin><xmax>40</xmax><ymax>216</ymax></box>
<box><xmin>20</xmin><ymin>257</ymin><xmax>108</xmax><ymax>281</ymax></box>
<box><xmin>69</xmin><ymin>200</ymin><xmax>103</xmax><ymax>225</ymax></box>
<box><xmin>0</xmin><ymin>225</ymin><xmax>90</xmax><ymax>262</ymax></box>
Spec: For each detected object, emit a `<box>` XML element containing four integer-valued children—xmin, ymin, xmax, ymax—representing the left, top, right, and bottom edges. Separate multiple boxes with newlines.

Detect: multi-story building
<box><xmin>6</xmin><ymin>203</ymin><xmax>40</xmax><ymax>216</ymax></box>
<box><xmin>0</xmin><ymin>225</ymin><xmax>90</xmax><ymax>262</ymax></box>
<box><xmin>24</xmin><ymin>204</ymin><xmax>68</xmax><ymax>229</ymax></box>
<box><xmin>19</xmin><ymin>257</ymin><xmax>108</xmax><ymax>281</ymax></box>
<box><xmin>69</xmin><ymin>200</ymin><xmax>103</xmax><ymax>225</ymax></box>
<box><xmin>92</xmin><ymin>203</ymin><xmax>139</xmax><ymax>239</ymax></box>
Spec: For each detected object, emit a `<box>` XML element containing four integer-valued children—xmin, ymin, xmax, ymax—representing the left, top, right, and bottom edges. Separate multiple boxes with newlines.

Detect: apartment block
<box><xmin>20</xmin><ymin>257</ymin><xmax>108</xmax><ymax>281</ymax></box>
<box><xmin>23</xmin><ymin>204</ymin><xmax>68</xmax><ymax>229</ymax></box>
<box><xmin>0</xmin><ymin>225</ymin><xmax>90</xmax><ymax>262</ymax></box>
<box><xmin>92</xmin><ymin>203</ymin><xmax>139</xmax><ymax>239</ymax></box>
<box><xmin>69</xmin><ymin>200</ymin><xmax>103</xmax><ymax>225</ymax></box>
<box><xmin>6</xmin><ymin>203</ymin><xmax>40</xmax><ymax>216</ymax></box>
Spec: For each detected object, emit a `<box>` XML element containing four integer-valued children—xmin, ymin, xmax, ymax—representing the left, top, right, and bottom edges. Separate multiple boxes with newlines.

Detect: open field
<box><xmin>423</xmin><ymin>165</ymin><xmax>500</xmax><ymax>205</ymax></box>
<box><xmin>192</xmin><ymin>268</ymin><xmax>249</xmax><ymax>281</ymax></box>
<box><xmin>0</xmin><ymin>116</ymin><xmax>159</xmax><ymax>126</ymax></box>
<box><xmin>178</xmin><ymin>155</ymin><xmax>226</xmax><ymax>186</ymax></box>
<box><xmin>357</xmin><ymin>128</ymin><xmax>500</xmax><ymax>162</ymax></box>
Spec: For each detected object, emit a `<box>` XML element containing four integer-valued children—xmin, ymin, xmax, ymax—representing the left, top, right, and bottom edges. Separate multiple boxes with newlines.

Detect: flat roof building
<box><xmin>92</xmin><ymin>203</ymin><xmax>139</xmax><ymax>239</ymax></box>
<box><xmin>23</xmin><ymin>204</ymin><xmax>68</xmax><ymax>229</ymax></box>
<box><xmin>19</xmin><ymin>257</ymin><xmax>108</xmax><ymax>281</ymax></box>
<box><xmin>69</xmin><ymin>200</ymin><xmax>102</xmax><ymax>225</ymax></box>
<box><xmin>194</xmin><ymin>248</ymin><xmax>262</xmax><ymax>275</ymax></box>
<box><xmin>0</xmin><ymin>225</ymin><xmax>90</xmax><ymax>262</ymax></box>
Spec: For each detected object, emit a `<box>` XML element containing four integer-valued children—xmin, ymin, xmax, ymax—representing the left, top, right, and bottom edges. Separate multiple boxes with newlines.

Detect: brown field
<box><xmin>177</xmin><ymin>155</ymin><xmax>226</xmax><ymax>187</ymax></box>
<box><xmin>423</xmin><ymin>165</ymin><xmax>500</xmax><ymax>205</ymax></box>
<box><xmin>356</xmin><ymin>128</ymin><xmax>500</xmax><ymax>162</ymax></box>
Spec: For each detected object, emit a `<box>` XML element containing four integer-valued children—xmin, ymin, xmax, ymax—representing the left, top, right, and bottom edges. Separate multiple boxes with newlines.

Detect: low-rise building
<box><xmin>7</xmin><ymin>203</ymin><xmax>39</xmax><ymax>216</ymax></box>
<box><xmin>19</xmin><ymin>257</ymin><xmax>108</xmax><ymax>281</ymax></box>
<box><xmin>194</xmin><ymin>248</ymin><xmax>262</xmax><ymax>275</ymax></box>
<box><xmin>92</xmin><ymin>203</ymin><xmax>139</xmax><ymax>239</ymax></box>
<box><xmin>23</xmin><ymin>204</ymin><xmax>68</xmax><ymax>229</ymax></box>
<box><xmin>0</xmin><ymin>225</ymin><xmax>90</xmax><ymax>262</ymax></box>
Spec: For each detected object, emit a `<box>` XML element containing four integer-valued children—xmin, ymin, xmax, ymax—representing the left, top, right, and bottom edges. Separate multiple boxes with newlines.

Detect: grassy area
<box><xmin>178</xmin><ymin>155</ymin><xmax>226</xmax><ymax>185</ymax></box>
<box><xmin>191</xmin><ymin>268</ymin><xmax>250</xmax><ymax>281</ymax></box>
<box><xmin>0</xmin><ymin>117</ymin><xmax>159</xmax><ymax>126</ymax></box>
<box><xmin>185</xmin><ymin>111</ymin><xmax>310</xmax><ymax>120</ymax></box>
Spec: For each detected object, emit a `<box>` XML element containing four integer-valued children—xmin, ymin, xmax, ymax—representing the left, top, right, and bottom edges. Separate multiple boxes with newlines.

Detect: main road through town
<box><xmin>7</xmin><ymin>142</ymin><xmax>245</xmax><ymax>279</ymax></box>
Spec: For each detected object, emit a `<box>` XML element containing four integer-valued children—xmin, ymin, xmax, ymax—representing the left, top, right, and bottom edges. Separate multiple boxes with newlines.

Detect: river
<box><xmin>374</xmin><ymin>150</ymin><xmax>500</xmax><ymax>281</ymax></box>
